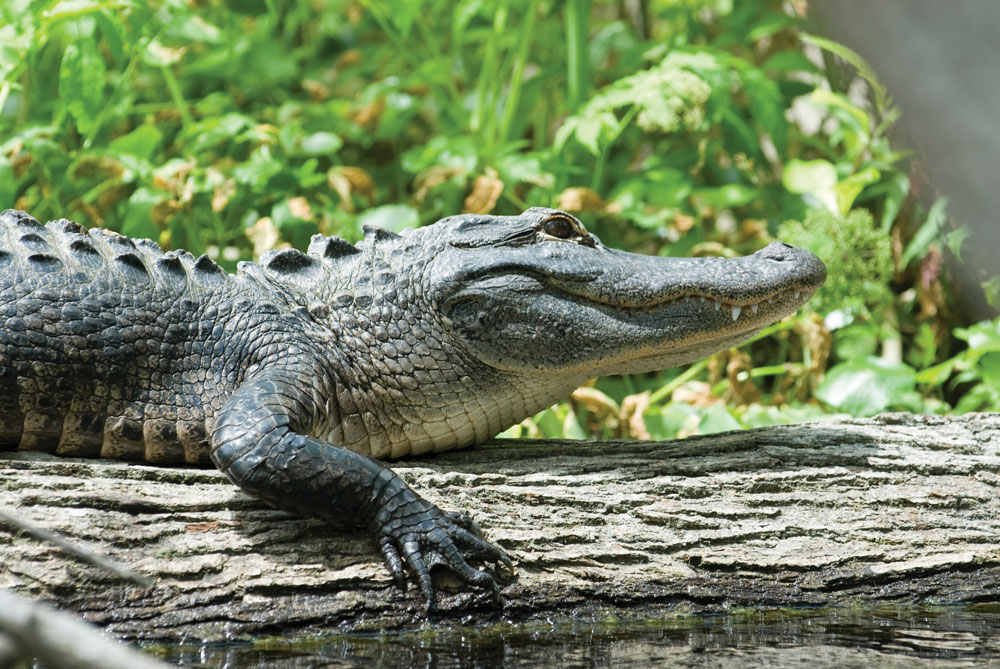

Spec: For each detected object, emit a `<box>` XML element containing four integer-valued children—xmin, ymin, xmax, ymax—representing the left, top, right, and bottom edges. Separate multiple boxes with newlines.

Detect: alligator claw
<box><xmin>368</xmin><ymin>473</ymin><xmax>512</xmax><ymax>611</ymax></box>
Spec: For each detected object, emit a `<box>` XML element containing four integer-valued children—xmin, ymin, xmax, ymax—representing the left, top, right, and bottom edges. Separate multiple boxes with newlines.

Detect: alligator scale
<box><xmin>0</xmin><ymin>207</ymin><xmax>825</xmax><ymax>610</ymax></box>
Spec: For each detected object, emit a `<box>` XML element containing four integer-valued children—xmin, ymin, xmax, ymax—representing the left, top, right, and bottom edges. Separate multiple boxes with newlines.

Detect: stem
<box><xmin>497</xmin><ymin>0</ymin><xmax>539</xmax><ymax>144</ymax></box>
<box><xmin>649</xmin><ymin>358</ymin><xmax>708</xmax><ymax>406</ymax></box>
<box><xmin>472</xmin><ymin>6</ymin><xmax>507</xmax><ymax>134</ymax></box>
<box><xmin>711</xmin><ymin>363</ymin><xmax>803</xmax><ymax>395</ymax></box>
<box><xmin>591</xmin><ymin>106</ymin><xmax>638</xmax><ymax>192</ymax></box>
<box><xmin>0</xmin><ymin>81</ymin><xmax>11</xmax><ymax>121</ymax></box>
<box><xmin>159</xmin><ymin>64</ymin><xmax>192</xmax><ymax>129</ymax></box>
<box><xmin>564</xmin><ymin>0</ymin><xmax>591</xmax><ymax>109</ymax></box>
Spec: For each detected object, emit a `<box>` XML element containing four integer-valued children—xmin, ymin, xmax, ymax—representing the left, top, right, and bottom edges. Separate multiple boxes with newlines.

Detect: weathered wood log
<box><xmin>1</xmin><ymin>413</ymin><xmax>999</xmax><ymax>642</ymax></box>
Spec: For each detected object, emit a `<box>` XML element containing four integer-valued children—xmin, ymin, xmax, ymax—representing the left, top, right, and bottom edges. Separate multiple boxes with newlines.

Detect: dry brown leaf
<box><xmin>287</xmin><ymin>196</ymin><xmax>314</xmax><ymax>221</ymax></box>
<box><xmin>352</xmin><ymin>96</ymin><xmax>385</xmax><ymax>128</ymax></box>
<box><xmin>620</xmin><ymin>391</ymin><xmax>651</xmax><ymax>440</ymax></box>
<box><xmin>336</xmin><ymin>48</ymin><xmax>362</xmax><ymax>68</ymax></box>
<box><xmin>152</xmin><ymin>199</ymin><xmax>181</xmax><ymax>227</ymax></box>
<box><xmin>413</xmin><ymin>166</ymin><xmax>464</xmax><ymax>204</ymax></box>
<box><xmin>793</xmin><ymin>312</ymin><xmax>831</xmax><ymax>395</ymax></box>
<box><xmin>724</xmin><ymin>348</ymin><xmax>759</xmax><ymax>406</ymax></box>
<box><xmin>328</xmin><ymin>166</ymin><xmax>376</xmax><ymax>212</ymax></box>
<box><xmin>211</xmin><ymin>178</ymin><xmax>237</xmax><ymax>213</ymax></box>
<box><xmin>557</xmin><ymin>187</ymin><xmax>606</xmax><ymax>213</ymax></box>
<box><xmin>463</xmin><ymin>169</ymin><xmax>504</xmax><ymax>214</ymax></box>
<box><xmin>246</xmin><ymin>217</ymin><xmax>285</xmax><ymax>257</ymax></box>
<box><xmin>301</xmin><ymin>79</ymin><xmax>330</xmax><ymax>101</ymax></box>
<box><xmin>671</xmin><ymin>380</ymin><xmax>718</xmax><ymax>408</ymax></box>
<box><xmin>673</xmin><ymin>213</ymin><xmax>695</xmax><ymax>232</ymax></box>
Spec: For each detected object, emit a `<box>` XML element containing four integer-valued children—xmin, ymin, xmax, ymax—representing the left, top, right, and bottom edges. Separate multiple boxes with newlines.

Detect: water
<box><xmin>151</xmin><ymin>605</ymin><xmax>1000</xmax><ymax>667</ymax></box>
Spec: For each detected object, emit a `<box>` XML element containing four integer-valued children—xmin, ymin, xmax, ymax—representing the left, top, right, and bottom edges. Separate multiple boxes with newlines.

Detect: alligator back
<box><xmin>0</xmin><ymin>210</ymin><xmax>247</xmax><ymax>464</ymax></box>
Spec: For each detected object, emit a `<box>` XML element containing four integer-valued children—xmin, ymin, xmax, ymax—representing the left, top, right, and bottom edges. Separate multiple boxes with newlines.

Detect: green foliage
<box><xmin>918</xmin><ymin>317</ymin><xmax>1000</xmax><ymax>413</ymax></box>
<box><xmin>0</xmin><ymin>0</ymin><xmax>992</xmax><ymax>438</ymax></box>
<box><xmin>779</xmin><ymin>209</ymin><xmax>893</xmax><ymax>318</ymax></box>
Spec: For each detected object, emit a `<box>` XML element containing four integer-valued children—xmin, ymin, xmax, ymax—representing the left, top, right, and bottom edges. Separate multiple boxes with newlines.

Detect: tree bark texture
<box><xmin>1</xmin><ymin>413</ymin><xmax>998</xmax><ymax>642</ymax></box>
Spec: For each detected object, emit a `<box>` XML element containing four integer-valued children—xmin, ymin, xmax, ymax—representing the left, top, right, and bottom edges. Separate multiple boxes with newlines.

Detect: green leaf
<box><xmin>833</xmin><ymin>166</ymin><xmax>880</xmax><ymax>214</ymax></box>
<box><xmin>955</xmin><ymin>319</ymin><xmax>1000</xmax><ymax>353</ymax></box>
<box><xmin>900</xmin><ymin>195</ymin><xmax>947</xmax><ymax>267</ymax></box>
<box><xmin>298</xmin><ymin>131</ymin><xmax>343</xmax><ymax>156</ymax></box>
<box><xmin>783</xmin><ymin>159</ymin><xmax>836</xmax><ymax>193</ymax></box>
<box><xmin>109</xmin><ymin>124</ymin><xmax>163</xmax><ymax>160</ymax></box>
<box><xmin>742</xmin><ymin>66</ymin><xmax>787</xmax><ymax>154</ymax></box>
<box><xmin>0</xmin><ymin>155</ymin><xmax>14</xmax><ymax>209</ymax></box>
<box><xmin>271</xmin><ymin>198</ymin><xmax>319</xmax><ymax>249</ymax></box>
<box><xmin>783</xmin><ymin>159</ymin><xmax>837</xmax><ymax>211</ymax></box>
<box><xmin>59</xmin><ymin>40</ymin><xmax>106</xmax><ymax>136</ymax></box>
<box><xmin>980</xmin><ymin>352</ymin><xmax>1000</xmax><ymax>391</ymax></box>
<box><xmin>815</xmin><ymin>357</ymin><xmax>916</xmax><ymax>415</ymax></box>
<box><xmin>802</xmin><ymin>33</ymin><xmax>895</xmax><ymax>117</ymax></box>
<box><xmin>121</xmin><ymin>187</ymin><xmax>165</xmax><ymax>240</ymax></box>
<box><xmin>555</xmin><ymin>113</ymin><xmax>616</xmax><ymax>156</ymax></box>
<box><xmin>914</xmin><ymin>359</ymin><xmax>956</xmax><ymax>386</ymax></box>
<box><xmin>357</xmin><ymin>204</ymin><xmax>419</xmax><ymax>233</ymax></box>
<box><xmin>945</xmin><ymin>225</ymin><xmax>970</xmax><ymax>263</ymax></box>
<box><xmin>810</xmin><ymin>88</ymin><xmax>869</xmax><ymax>136</ymax></box>
<box><xmin>833</xmin><ymin>322</ymin><xmax>879</xmax><ymax>360</ymax></box>
<box><xmin>697</xmin><ymin>404</ymin><xmax>742</xmax><ymax>435</ymax></box>
<box><xmin>401</xmin><ymin>136</ymin><xmax>478</xmax><ymax>174</ymax></box>
<box><xmin>877</xmin><ymin>171</ymin><xmax>909</xmax><ymax>232</ymax></box>
<box><xmin>760</xmin><ymin>50</ymin><xmax>816</xmax><ymax>73</ymax></box>
<box><xmin>692</xmin><ymin>183</ymin><xmax>758</xmax><ymax>210</ymax></box>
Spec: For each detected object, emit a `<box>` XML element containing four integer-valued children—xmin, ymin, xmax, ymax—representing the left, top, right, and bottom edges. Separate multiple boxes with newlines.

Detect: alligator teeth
<box><xmin>794</xmin><ymin>290</ymin><xmax>801</xmax><ymax>299</ymax></box>
<box><xmin>750</xmin><ymin>303</ymin><xmax>758</xmax><ymax>314</ymax></box>
<box><xmin>767</xmin><ymin>297</ymin><xmax>773</xmax><ymax>304</ymax></box>
<box><xmin>731</xmin><ymin>305</ymin><xmax>741</xmax><ymax>321</ymax></box>
<box><xmin>699</xmin><ymin>296</ymin><xmax>706</xmax><ymax>303</ymax></box>
<box><xmin>714</xmin><ymin>301</ymin><xmax>721</xmax><ymax>311</ymax></box>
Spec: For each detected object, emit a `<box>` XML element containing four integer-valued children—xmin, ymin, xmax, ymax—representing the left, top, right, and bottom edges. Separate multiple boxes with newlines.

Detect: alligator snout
<box><xmin>757</xmin><ymin>241</ymin><xmax>827</xmax><ymax>289</ymax></box>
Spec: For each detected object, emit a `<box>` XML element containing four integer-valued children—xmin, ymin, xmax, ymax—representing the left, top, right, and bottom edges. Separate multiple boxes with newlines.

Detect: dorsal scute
<box><xmin>46</xmin><ymin>218</ymin><xmax>87</xmax><ymax>236</ymax></box>
<box><xmin>261</xmin><ymin>248</ymin><xmax>326</xmax><ymax>288</ymax></box>
<box><xmin>193</xmin><ymin>254</ymin><xmax>227</xmax><ymax>286</ymax></box>
<box><xmin>262</xmin><ymin>247</ymin><xmax>318</xmax><ymax>272</ymax></box>
<box><xmin>89</xmin><ymin>228</ymin><xmax>138</xmax><ymax>251</ymax></box>
<box><xmin>154</xmin><ymin>254</ymin><xmax>189</xmax><ymax>290</ymax></box>
<box><xmin>115</xmin><ymin>252</ymin><xmax>150</xmax><ymax>279</ymax></box>
<box><xmin>362</xmin><ymin>225</ymin><xmax>401</xmax><ymax>243</ymax></box>
<box><xmin>2</xmin><ymin>209</ymin><xmax>43</xmax><ymax>231</ymax></box>
<box><xmin>308</xmin><ymin>233</ymin><xmax>360</xmax><ymax>261</ymax></box>
<box><xmin>134</xmin><ymin>237</ymin><xmax>165</xmax><ymax>258</ymax></box>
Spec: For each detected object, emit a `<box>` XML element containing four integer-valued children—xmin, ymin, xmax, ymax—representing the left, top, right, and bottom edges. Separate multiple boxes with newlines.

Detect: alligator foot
<box><xmin>369</xmin><ymin>470</ymin><xmax>514</xmax><ymax>612</ymax></box>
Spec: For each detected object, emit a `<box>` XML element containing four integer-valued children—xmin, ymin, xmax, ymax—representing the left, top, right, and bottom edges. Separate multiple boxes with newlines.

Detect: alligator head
<box><xmin>425</xmin><ymin>207</ymin><xmax>826</xmax><ymax>378</ymax></box>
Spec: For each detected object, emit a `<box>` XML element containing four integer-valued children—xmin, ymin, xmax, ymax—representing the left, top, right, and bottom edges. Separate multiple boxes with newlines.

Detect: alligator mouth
<box><xmin>624</xmin><ymin>286</ymin><xmax>817</xmax><ymax>323</ymax></box>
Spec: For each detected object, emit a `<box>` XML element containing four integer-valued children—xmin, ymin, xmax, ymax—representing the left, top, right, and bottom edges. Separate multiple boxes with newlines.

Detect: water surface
<box><xmin>153</xmin><ymin>605</ymin><xmax>1000</xmax><ymax>667</ymax></box>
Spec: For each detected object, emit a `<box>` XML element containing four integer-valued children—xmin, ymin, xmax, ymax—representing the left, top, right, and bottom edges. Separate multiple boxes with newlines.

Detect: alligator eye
<box><xmin>542</xmin><ymin>215</ymin><xmax>576</xmax><ymax>239</ymax></box>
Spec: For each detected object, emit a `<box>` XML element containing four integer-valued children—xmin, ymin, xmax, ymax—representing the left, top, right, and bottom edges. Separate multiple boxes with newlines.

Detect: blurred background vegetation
<box><xmin>1</xmin><ymin>0</ymin><xmax>997</xmax><ymax>440</ymax></box>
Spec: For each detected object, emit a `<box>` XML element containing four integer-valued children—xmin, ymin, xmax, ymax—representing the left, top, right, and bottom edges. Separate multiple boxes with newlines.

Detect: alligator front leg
<box><xmin>210</xmin><ymin>371</ymin><xmax>512</xmax><ymax>611</ymax></box>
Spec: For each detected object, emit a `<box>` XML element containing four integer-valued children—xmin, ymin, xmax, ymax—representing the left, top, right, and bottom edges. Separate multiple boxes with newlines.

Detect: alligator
<box><xmin>0</xmin><ymin>206</ymin><xmax>825</xmax><ymax>610</ymax></box>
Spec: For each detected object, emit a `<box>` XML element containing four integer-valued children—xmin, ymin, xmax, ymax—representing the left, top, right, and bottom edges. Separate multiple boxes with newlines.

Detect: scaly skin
<box><xmin>0</xmin><ymin>207</ymin><xmax>825</xmax><ymax>611</ymax></box>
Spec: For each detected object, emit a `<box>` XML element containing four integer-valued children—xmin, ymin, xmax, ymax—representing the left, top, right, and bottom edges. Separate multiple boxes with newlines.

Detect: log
<box><xmin>1</xmin><ymin>413</ymin><xmax>999</xmax><ymax>642</ymax></box>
